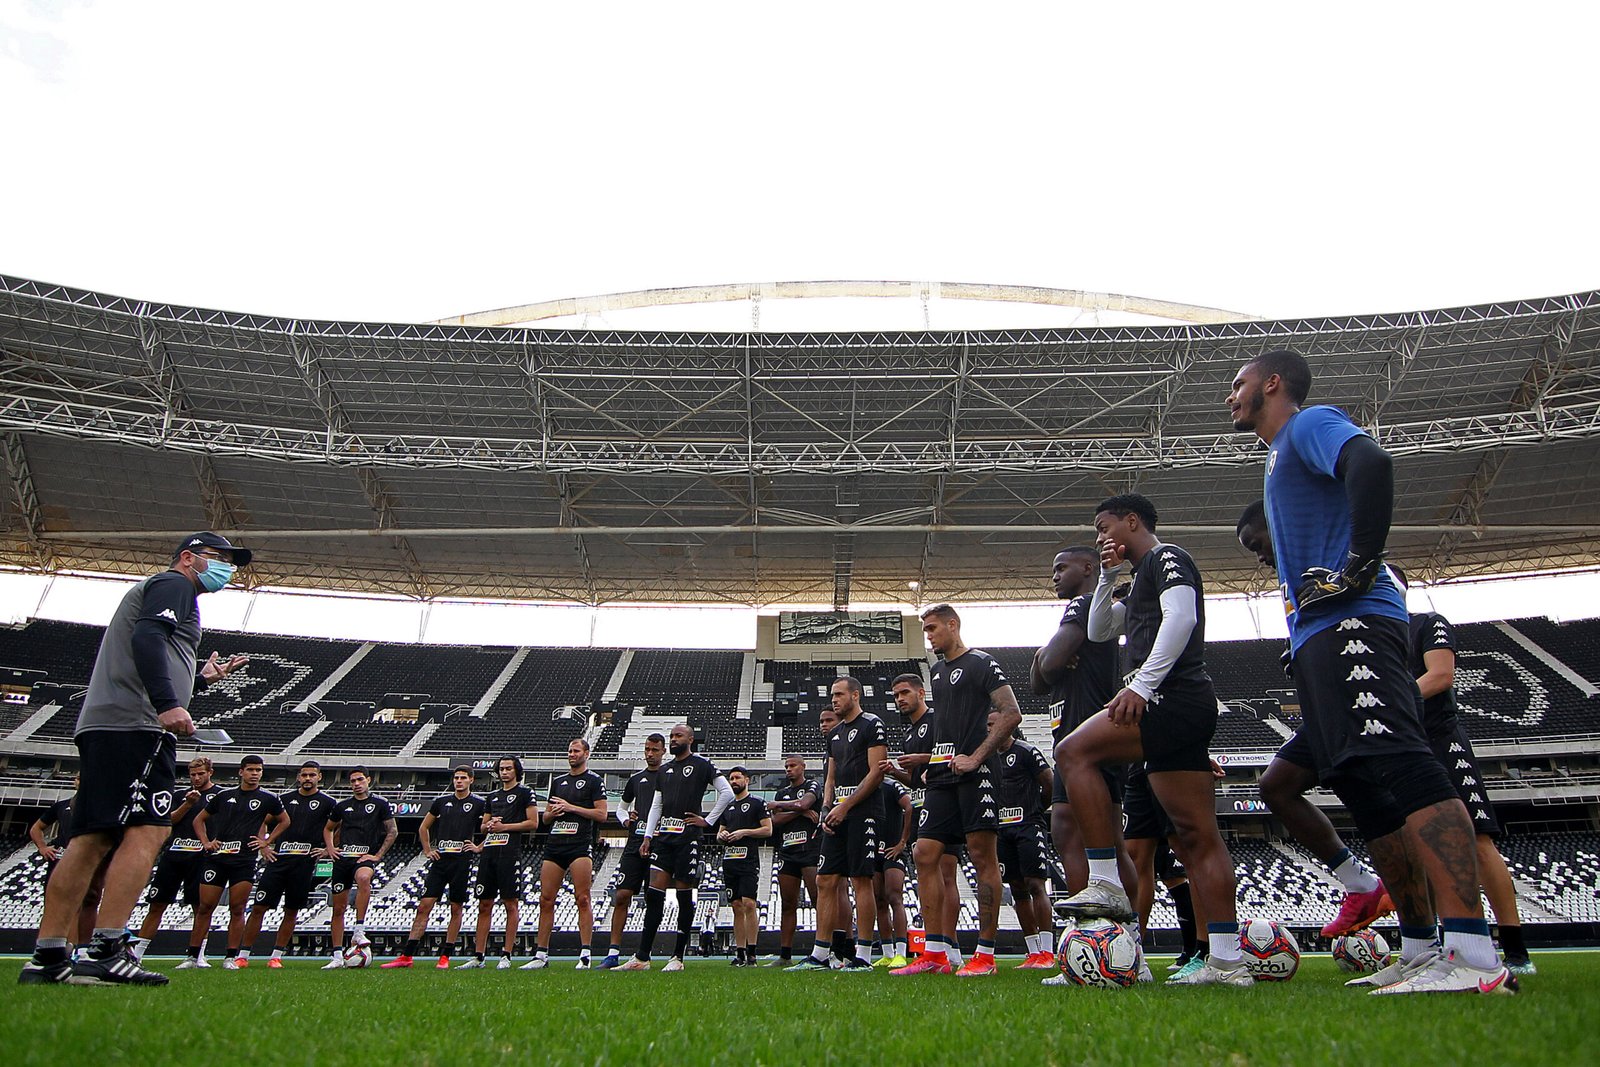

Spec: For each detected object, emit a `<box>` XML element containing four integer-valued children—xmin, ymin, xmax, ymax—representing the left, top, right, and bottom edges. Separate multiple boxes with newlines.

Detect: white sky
<box><xmin>2</xmin><ymin>2</ymin><xmax>1598</xmax><ymax>642</ymax></box>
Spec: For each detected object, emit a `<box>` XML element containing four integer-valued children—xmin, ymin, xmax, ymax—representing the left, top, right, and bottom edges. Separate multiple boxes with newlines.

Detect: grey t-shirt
<box><xmin>78</xmin><ymin>571</ymin><xmax>202</xmax><ymax>735</ymax></box>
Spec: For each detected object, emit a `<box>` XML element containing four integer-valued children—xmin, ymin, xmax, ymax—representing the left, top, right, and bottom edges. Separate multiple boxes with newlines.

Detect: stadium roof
<box><xmin>1</xmin><ymin>273</ymin><xmax>1597</xmax><ymax>607</ymax></box>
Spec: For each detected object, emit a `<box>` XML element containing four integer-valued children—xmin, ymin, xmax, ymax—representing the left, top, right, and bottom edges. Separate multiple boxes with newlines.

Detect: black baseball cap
<box><xmin>173</xmin><ymin>532</ymin><xmax>253</xmax><ymax>567</ymax></box>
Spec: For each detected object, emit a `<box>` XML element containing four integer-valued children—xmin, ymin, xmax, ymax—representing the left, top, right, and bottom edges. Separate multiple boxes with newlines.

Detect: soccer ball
<box><xmin>1238</xmin><ymin>918</ymin><xmax>1299</xmax><ymax>981</ymax></box>
<box><xmin>1056</xmin><ymin>919</ymin><xmax>1141</xmax><ymax>988</ymax></box>
<box><xmin>342</xmin><ymin>942</ymin><xmax>373</xmax><ymax>969</ymax></box>
<box><xmin>1332</xmin><ymin>929</ymin><xmax>1392</xmax><ymax>973</ymax></box>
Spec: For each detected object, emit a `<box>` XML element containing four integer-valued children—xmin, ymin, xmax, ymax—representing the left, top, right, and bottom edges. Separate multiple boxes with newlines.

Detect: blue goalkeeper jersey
<box><xmin>1264</xmin><ymin>404</ymin><xmax>1406</xmax><ymax>652</ymax></box>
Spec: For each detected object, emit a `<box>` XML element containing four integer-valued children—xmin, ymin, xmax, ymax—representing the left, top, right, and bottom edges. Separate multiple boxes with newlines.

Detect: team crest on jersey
<box><xmin>848</xmin><ymin>728</ymin><xmax>858</xmax><ymax>742</ymax></box>
<box><xmin>1267</xmin><ymin>449</ymin><xmax>1278</xmax><ymax>476</ymax></box>
<box><xmin>949</xmin><ymin>668</ymin><xmax>964</xmax><ymax>685</ymax></box>
<box><xmin>1005</xmin><ymin>753</ymin><xmax>1016</xmax><ymax>767</ymax></box>
<box><xmin>365</xmin><ymin>803</ymin><xmax>375</xmax><ymax>813</ymax></box>
<box><xmin>680</xmin><ymin>765</ymin><xmax>694</xmax><ymax>776</ymax></box>
<box><xmin>249</xmin><ymin>798</ymin><xmax>260</xmax><ymax>810</ymax></box>
<box><xmin>575</xmin><ymin>779</ymin><xmax>586</xmax><ymax>790</ymax></box>
<box><xmin>740</xmin><ymin>802</ymin><xmax>750</xmax><ymax>813</ymax></box>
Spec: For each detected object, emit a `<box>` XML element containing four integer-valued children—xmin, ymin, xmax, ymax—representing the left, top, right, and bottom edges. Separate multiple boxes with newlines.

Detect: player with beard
<box><xmin>599</xmin><ymin>735</ymin><xmax>665</xmax><ymax>969</ymax></box>
<box><xmin>882</xmin><ymin>672</ymin><xmax>966</xmax><ymax>972</ymax></box>
<box><xmin>384</xmin><ymin>767</ymin><xmax>486</xmax><ymax>969</ymax></box>
<box><xmin>525</xmin><ymin>738</ymin><xmax>607</xmax><ymax>969</ymax></box>
<box><xmin>872</xmin><ymin>774</ymin><xmax>914</xmax><ymax>967</ymax></box>
<box><xmin>620</xmin><ymin>723</ymin><xmax>735</xmax><ymax>971</ymax></box>
<box><xmin>991</xmin><ymin>716</ymin><xmax>1055</xmax><ymax>969</ymax></box>
<box><xmin>463</xmin><ymin>756</ymin><xmax>538</xmax><ymax>969</ymax></box>
<box><xmin>765</xmin><ymin>753</ymin><xmax>823</xmax><ymax>965</ymax></box>
<box><xmin>717</xmin><ymin>767</ymin><xmax>771</xmax><ymax>965</ymax></box>
<box><xmin>186</xmin><ymin>755</ymin><xmax>286</xmax><ymax>970</ymax></box>
<box><xmin>1055</xmin><ymin>495</ymin><xmax>1248</xmax><ymax>986</ymax></box>
<box><xmin>135</xmin><ymin>757</ymin><xmax>222</xmax><ymax>963</ymax></box>
<box><xmin>786</xmin><ymin>704</ymin><xmax>864</xmax><ymax>969</ymax></box>
<box><xmin>320</xmin><ymin>767</ymin><xmax>397</xmax><ymax>968</ymax></box>
<box><xmin>237</xmin><ymin>760</ymin><xmax>335</xmax><ymax>968</ymax></box>
<box><xmin>1230</xmin><ymin>350</ymin><xmax>1513</xmax><ymax>995</ymax></box>
<box><xmin>894</xmin><ymin>605</ymin><xmax>1020</xmax><ymax>978</ymax></box>
<box><xmin>818</xmin><ymin>677</ymin><xmax>888</xmax><ymax>971</ymax></box>
<box><xmin>1031</xmin><ymin>548</ymin><xmax>1137</xmax><ymax>899</ymax></box>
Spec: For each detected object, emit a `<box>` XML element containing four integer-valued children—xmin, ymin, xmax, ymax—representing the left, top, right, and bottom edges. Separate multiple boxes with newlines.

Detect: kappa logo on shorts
<box><xmin>1475</xmin><ymin>809</ymin><xmax>1491</xmax><ymax>821</ymax></box>
<box><xmin>1462</xmin><ymin>776</ymin><xmax>1477</xmax><ymax>786</ymax></box>
<box><xmin>1346</xmin><ymin>666</ymin><xmax>1380</xmax><ymax>681</ymax></box>
<box><xmin>1341</xmin><ymin>641</ymin><xmax>1374</xmax><ymax>655</ymax></box>
<box><xmin>1449</xmin><ymin>742</ymin><xmax>1466</xmax><ymax>753</ymax></box>
<box><xmin>1337</xmin><ymin>618</ymin><xmax>1369</xmax><ymax>631</ymax></box>
<box><xmin>1455</xmin><ymin>759</ymin><xmax>1471</xmax><ymax>770</ymax></box>
<box><xmin>1360</xmin><ymin>719</ymin><xmax>1393</xmax><ymax>736</ymax></box>
<box><xmin>1469</xmin><ymin>792</ymin><xmax>1484</xmax><ymax>804</ymax></box>
<box><xmin>1352</xmin><ymin>692</ymin><xmax>1386</xmax><ymax>709</ymax></box>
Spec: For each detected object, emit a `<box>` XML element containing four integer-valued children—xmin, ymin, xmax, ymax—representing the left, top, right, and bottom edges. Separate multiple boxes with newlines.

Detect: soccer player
<box><xmin>135</xmin><ymin>756</ymin><xmax>223</xmax><ymax>963</ymax></box>
<box><xmin>1237</xmin><ymin>501</ymin><xmax>1396</xmax><ymax>942</ymax></box>
<box><xmin>766</xmin><ymin>753</ymin><xmax>823</xmax><ymax>965</ymax></box>
<box><xmin>1055</xmin><ymin>495</ymin><xmax>1249</xmax><ymax>986</ymax></box>
<box><xmin>894</xmin><ymin>604</ymin><xmax>1020</xmax><ymax>978</ymax></box>
<box><xmin>1031</xmin><ymin>547</ymin><xmax>1137</xmax><ymax>898</ymax></box>
<box><xmin>881</xmin><ymin>671</ymin><xmax>967</xmax><ymax>971</ymax></box>
<box><xmin>619</xmin><ymin>723</ymin><xmax>735</xmax><ymax>971</ymax></box>
<box><xmin>1229</xmin><ymin>348</ymin><xmax>1514</xmax><ymax>995</ymax></box>
<box><xmin>28</xmin><ymin>776</ymin><xmax>108</xmax><ymax>957</ymax></box>
<box><xmin>872</xmin><ymin>774</ymin><xmax>914</xmax><ymax>967</ymax></box>
<box><xmin>525</xmin><ymin>738</ymin><xmax>607</xmax><ymax>969</ymax></box>
<box><xmin>464</xmin><ymin>755</ymin><xmax>537</xmax><ymax>969</ymax></box>
<box><xmin>320</xmin><ymin>767</ymin><xmax>396</xmax><ymax>968</ymax></box>
<box><xmin>717</xmin><ymin>766</ymin><xmax>771</xmax><ymax>965</ymax></box>
<box><xmin>992</xmin><ymin>716</ymin><xmax>1055</xmax><ymax>969</ymax></box>
<box><xmin>20</xmin><ymin>531</ymin><xmax>251</xmax><ymax>986</ymax></box>
<box><xmin>786</xmin><ymin>706</ymin><xmax>855</xmax><ymax>969</ymax></box>
<box><xmin>599</xmin><ymin>735</ymin><xmax>664</xmax><ymax>969</ymax></box>
<box><xmin>239</xmin><ymin>760</ymin><xmax>335</xmax><ymax>968</ymax></box>
<box><xmin>811</xmin><ymin>679</ymin><xmax>888</xmax><ymax>972</ymax></box>
<box><xmin>384</xmin><ymin>766</ymin><xmax>486</xmax><ymax>969</ymax></box>
<box><xmin>1392</xmin><ymin>565</ymin><xmax>1533</xmax><ymax>975</ymax></box>
<box><xmin>187</xmin><ymin>754</ymin><xmax>286</xmax><ymax>970</ymax></box>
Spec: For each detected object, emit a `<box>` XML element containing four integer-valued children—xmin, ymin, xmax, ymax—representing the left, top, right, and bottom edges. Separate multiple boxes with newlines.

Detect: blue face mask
<box><xmin>196</xmin><ymin>557</ymin><xmax>236</xmax><ymax>592</ymax></box>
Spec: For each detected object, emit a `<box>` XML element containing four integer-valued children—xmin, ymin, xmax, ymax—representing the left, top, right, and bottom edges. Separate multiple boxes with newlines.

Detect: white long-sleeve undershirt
<box><xmin>1127</xmin><ymin>585</ymin><xmax>1199</xmax><ymax>701</ymax></box>
<box><xmin>641</xmin><ymin>773</ymin><xmax>736</xmax><ymax>837</ymax></box>
<box><xmin>1087</xmin><ymin>566</ymin><xmax>1125</xmax><ymax>642</ymax></box>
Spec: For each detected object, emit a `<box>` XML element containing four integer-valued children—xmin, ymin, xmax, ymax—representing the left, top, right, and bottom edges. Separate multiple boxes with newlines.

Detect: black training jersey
<box><xmin>41</xmin><ymin>798</ymin><xmax>73</xmax><ymax>846</ymax></box>
<box><xmin>329</xmin><ymin>794</ymin><xmax>394</xmax><ymax>857</ymax></box>
<box><xmin>655</xmin><ymin>754</ymin><xmax>721</xmax><ymax>823</ymax></box>
<box><xmin>878</xmin><ymin>777</ymin><xmax>912</xmax><ymax>840</ymax></box>
<box><xmin>899</xmin><ymin>710</ymin><xmax>937</xmax><ymax>807</ymax></box>
<box><xmin>927</xmin><ymin>651</ymin><xmax>1010</xmax><ymax>789</ymax></box>
<box><xmin>1123</xmin><ymin>543</ymin><xmax>1211</xmax><ymax>694</ymax></box>
<box><xmin>547</xmin><ymin>771</ymin><xmax>604</xmax><ymax>845</ymax></box>
<box><xmin>828</xmin><ymin>711</ymin><xmax>888</xmax><ymax>803</ymax></box>
<box><xmin>1050</xmin><ymin>594</ymin><xmax>1119</xmax><ymax>743</ymax></box>
<box><xmin>203</xmin><ymin>787</ymin><xmax>283</xmax><ymax>851</ymax></box>
<box><xmin>1408</xmin><ymin>612</ymin><xmax>1458</xmax><ymax>737</ymax></box>
<box><xmin>427</xmin><ymin>792</ymin><xmax>486</xmax><ymax>853</ymax></box>
<box><xmin>621</xmin><ymin>768</ymin><xmax>660</xmax><ymax>839</ymax></box>
<box><xmin>997</xmin><ymin>740</ymin><xmax>1051</xmax><ymax>828</ymax></box>
<box><xmin>720</xmin><ymin>794</ymin><xmax>768</xmax><ymax>869</ymax></box>
<box><xmin>773</xmin><ymin>778</ymin><xmax>823</xmax><ymax>855</ymax></box>
<box><xmin>484</xmin><ymin>784</ymin><xmax>536</xmax><ymax>851</ymax></box>
<box><xmin>275</xmin><ymin>790</ymin><xmax>337</xmax><ymax>848</ymax></box>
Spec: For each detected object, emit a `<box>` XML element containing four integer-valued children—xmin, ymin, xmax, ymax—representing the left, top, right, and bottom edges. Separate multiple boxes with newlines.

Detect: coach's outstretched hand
<box><xmin>1293</xmin><ymin>551</ymin><xmax>1382</xmax><ymax>614</ymax></box>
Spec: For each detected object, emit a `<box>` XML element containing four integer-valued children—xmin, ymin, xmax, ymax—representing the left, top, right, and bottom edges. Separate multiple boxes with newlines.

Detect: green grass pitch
<box><xmin>3</xmin><ymin>953</ymin><xmax>1590</xmax><ymax>1066</ymax></box>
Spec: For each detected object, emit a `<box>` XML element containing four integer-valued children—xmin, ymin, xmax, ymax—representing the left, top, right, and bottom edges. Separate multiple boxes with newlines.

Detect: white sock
<box><xmin>1087</xmin><ymin>856</ymin><xmax>1122</xmax><ymax>885</ymax></box>
<box><xmin>605</xmin><ymin>946</ymin><xmax>620</xmax><ymax>958</ymax></box>
<box><xmin>893</xmin><ymin>940</ymin><xmax>907</xmax><ymax>959</ymax></box>
<box><xmin>536</xmin><ymin>948</ymin><xmax>549</xmax><ymax>960</ymax></box>
<box><xmin>1332</xmin><ymin>851</ymin><xmax>1381</xmax><ymax>894</ymax></box>
<box><xmin>353</xmin><ymin>923</ymin><xmax>366</xmax><ymax>940</ymax></box>
<box><xmin>1208</xmin><ymin>926</ymin><xmax>1242</xmax><ymax>964</ymax></box>
<box><xmin>237</xmin><ymin>950</ymin><xmax>250</xmax><ymax>961</ymax></box>
<box><xmin>1443</xmin><ymin>930</ymin><xmax>1496</xmax><ymax>970</ymax></box>
<box><xmin>1023</xmin><ymin>933</ymin><xmax>1038</xmax><ymax>954</ymax></box>
<box><xmin>948</xmin><ymin>942</ymin><xmax>963</xmax><ymax>966</ymax></box>
<box><xmin>810</xmin><ymin>941</ymin><xmax>830</xmax><ymax>962</ymax></box>
<box><xmin>271</xmin><ymin>949</ymin><xmax>283</xmax><ymax>959</ymax></box>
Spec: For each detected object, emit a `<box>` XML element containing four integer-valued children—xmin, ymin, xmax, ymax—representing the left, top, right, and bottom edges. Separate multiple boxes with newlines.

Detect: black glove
<box><xmin>1294</xmin><ymin>551</ymin><xmax>1383</xmax><ymax>614</ymax></box>
<box><xmin>1279</xmin><ymin>644</ymin><xmax>1294</xmax><ymax>680</ymax></box>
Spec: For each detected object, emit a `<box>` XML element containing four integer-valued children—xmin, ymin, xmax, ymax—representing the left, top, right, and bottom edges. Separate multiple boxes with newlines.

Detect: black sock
<box><xmin>748</xmin><ymin>941</ymin><xmax>758</xmax><ymax>960</ymax></box>
<box><xmin>831</xmin><ymin>929</ymin><xmax>850</xmax><ymax>959</ymax></box>
<box><xmin>673</xmin><ymin>890</ymin><xmax>695</xmax><ymax>958</ymax></box>
<box><xmin>403</xmin><ymin>938</ymin><xmax>419</xmax><ymax>956</ymax></box>
<box><xmin>474</xmin><ymin>952</ymin><xmax>485</xmax><ymax>962</ymax></box>
<box><xmin>1172</xmin><ymin>882</ymin><xmax>1197</xmax><ymax>957</ymax></box>
<box><xmin>637</xmin><ymin>886</ymin><xmax>666</xmax><ymax>960</ymax></box>
<box><xmin>32</xmin><ymin>944</ymin><xmax>70</xmax><ymax>966</ymax></box>
<box><xmin>1499</xmin><ymin>925</ymin><xmax>1527</xmax><ymax>958</ymax></box>
<box><xmin>187</xmin><ymin>945</ymin><xmax>201</xmax><ymax>959</ymax></box>
<box><xmin>781</xmin><ymin>946</ymin><xmax>792</xmax><ymax>960</ymax></box>
<box><xmin>441</xmin><ymin>941</ymin><xmax>455</xmax><ymax>959</ymax></box>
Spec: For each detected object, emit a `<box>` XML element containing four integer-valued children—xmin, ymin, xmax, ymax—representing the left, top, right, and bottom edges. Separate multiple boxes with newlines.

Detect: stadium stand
<box><xmin>1499</xmin><ymin>831</ymin><xmax>1600</xmax><ymax>924</ymax></box>
<box><xmin>321</xmin><ymin>643</ymin><xmax>516</xmax><ymax>707</ymax></box>
<box><xmin>422</xmin><ymin>648</ymin><xmax>622</xmax><ymax>757</ymax></box>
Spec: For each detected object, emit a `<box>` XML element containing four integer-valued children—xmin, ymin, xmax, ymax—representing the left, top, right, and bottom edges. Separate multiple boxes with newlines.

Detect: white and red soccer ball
<box><xmin>1057</xmin><ymin>919</ymin><xmax>1141</xmax><ymax>988</ymax></box>
<box><xmin>342</xmin><ymin>942</ymin><xmax>373</xmax><ymax>969</ymax></box>
<box><xmin>1332</xmin><ymin>929</ymin><xmax>1392</xmax><ymax>973</ymax></box>
<box><xmin>1238</xmin><ymin>918</ymin><xmax>1300</xmax><ymax>981</ymax></box>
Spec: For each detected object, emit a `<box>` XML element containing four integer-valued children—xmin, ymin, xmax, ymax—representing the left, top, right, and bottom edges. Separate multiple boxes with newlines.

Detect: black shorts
<box><xmin>724</xmin><ymin>865</ymin><xmax>760</xmax><ymax>902</ymax></box>
<box><xmin>1138</xmin><ymin>683</ymin><xmax>1219</xmax><ymax>774</ymax></box>
<box><xmin>71</xmin><ymin>729</ymin><xmax>178</xmax><ymax>836</ymax></box>
<box><xmin>876</xmin><ymin>844</ymin><xmax>909</xmax><ymax>875</ymax></box>
<box><xmin>777</xmin><ymin>852</ymin><xmax>819</xmax><ymax>878</ymax></box>
<box><xmin>199</xmin><ymin>853</ymin><xmax>256</xmax><ymax>890</ymax></box>
<box><xmin>1292</xmin><ymin>615</ymin><xmax>1433</xmax><ymax>773</ymax></box>
<box><xmin>819</xmin><ymin>811</ymin><xmax>881</xmax><ymax>879</ymax></box>
<box><xmin>147</xmin><ymin>849</ymin><xmax>204</xmax><ymax>906</ymax></box>
<box><xmin>614</xmin><ymin>840</ymin><xmax>650</xmax><ymax>893</ymax></box>
<box><xmin>649</xmin><ymin>828</ymin><xmax>703</xmax><ymax>888</ymax></box>
<box><xmin>254</xmin><ymin>854</ymin><xmax>320</xmax><ymax>911</ymax></box>
<box><xmin>329</xmin><ymin>856</ymin><xmax>377</xmax><ymax>896</ymax></box>
<box><xmin>919</xmin><ymin>772</ymin><xmax>1000</xmax><ymax>847</ymax></box>
<box><xmin>542</xmin><ymin>843</ymin><xmax>592</xmax><ymax>871</ymax></box>
<box><xmin>1122</xmin><ymin>766</ymin><xmax>1174</xmax><ymax>841</ymax></box>
<box><xmin>422</xmin><ymin>855</ymin><xmax>473</xmax><ymax>903</ymax></box>
<box><xmin>1052</xmin><ymin>763</ymin><xmax>1128</xmax><ymax>806</ymax></box>
<box><xmin>997</xmin><ymin>822</ymin><xmax>1050</xmax><ymax>883</ymax></box>
<box><xmin>1274</xmin><ymin>729</ymin><xmax>1318</xmax><ymax>774</ymax></box>
<box><xmin>475</xmin><ymin>847</ymin><xmax>524</xmax><ymax>901</ymax></box>
<box><xmin>1429</xmin><ymin>724</ymin><xmax>1501</xmax><ymax>837</ymax></box>
<box><xmin>1153</xmin><ymin>838</ymin><xmax>1186</xmax><ymax>884</ymax></box>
